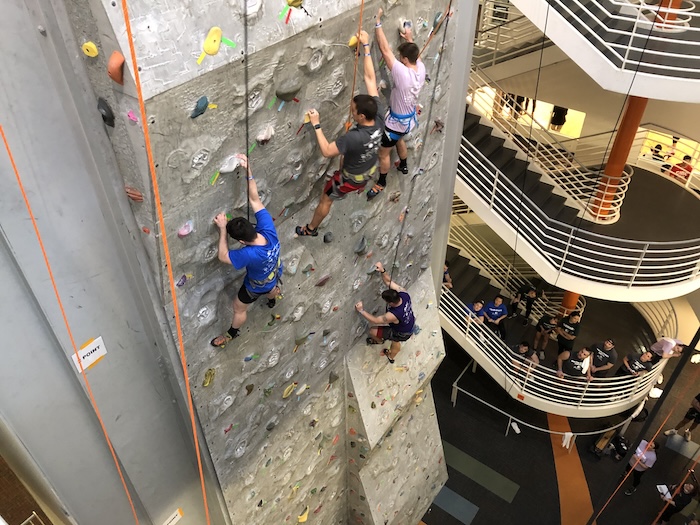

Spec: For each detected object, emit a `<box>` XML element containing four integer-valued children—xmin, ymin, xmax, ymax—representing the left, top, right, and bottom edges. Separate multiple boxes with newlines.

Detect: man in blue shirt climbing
<box><xmin>211</xmin><ymin>154</ymin><xmax>282</xmax><ymax>347</ymax></box>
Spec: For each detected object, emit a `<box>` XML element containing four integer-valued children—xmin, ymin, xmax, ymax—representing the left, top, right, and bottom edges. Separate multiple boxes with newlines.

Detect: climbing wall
<box><xmin>66</xmin><ymin>0</ymin><xmax>454</xmax><ymax>522</ymax></box>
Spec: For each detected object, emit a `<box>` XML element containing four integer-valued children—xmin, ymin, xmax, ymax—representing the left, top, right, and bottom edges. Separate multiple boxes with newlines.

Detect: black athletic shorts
<box><xmin>237</xmin><ymin>284</ymin><xmax>266</xmax><ymax>304</ymax></box>
<box><xmin>375</xmin><ymin>325</ymin><xmax>413</xmax><ymax>342</ymax></box>
<box><xmin>685</xmin><ymin>408</ymin><xmax>700</xmax><ymax>422</ymax></box>
<box><xmin>380</xmin><ymin>126</ymin><xmax>407</xmax><ymax>148</ymax></box>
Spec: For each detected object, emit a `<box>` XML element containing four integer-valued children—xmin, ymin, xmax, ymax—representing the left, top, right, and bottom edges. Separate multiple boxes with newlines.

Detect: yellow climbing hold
<box><xmin>202</xmin><ymin>368</ymin><xmax>215</xmax><ymax>387</ymax></box>
<box><xmin>208</xmin><ymin>103</ymin><xmax>218</xmax><ymax>109</ymax></box>
<box><xmin>283</xmin><ymin>382</ymin><xmax>298</xmax><ymax>399</ymax></box>
<box><xmin>203</xmin><ymin>27</ymin><xmax>222</xmax><ymax>56</ymax></box>
<box><xmin>81</xmin><ymin>41</ymin><xmax>99</xmax><ymax>57</ymax></box>
<box><xmin>298</xmin><ymin>506</ymin><xmax>309</xmax><ymax>523</ymax></box>
<box><xmin>287</xmin><ymin>0</ymin><xmax>303</xmax><ymax>7</ymax></box>
<box><xmin>348</xmin><ymin>35</ymin><xmax>358</xmax><ymax>48</ymax></box>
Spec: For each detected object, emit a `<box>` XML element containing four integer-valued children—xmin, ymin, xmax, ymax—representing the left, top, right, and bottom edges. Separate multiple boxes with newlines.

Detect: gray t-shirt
<box><xmin>335</xmin><ymin>96</ymin><xmax>385</xmax><ymax>176</ymax></box>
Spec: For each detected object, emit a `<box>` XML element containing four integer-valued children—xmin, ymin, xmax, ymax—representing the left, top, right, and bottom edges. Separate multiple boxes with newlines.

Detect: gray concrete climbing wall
<box><xmin>67</xmin><ymin>0</ymin><xmax>455</xmax><ymax>522</ymax></box>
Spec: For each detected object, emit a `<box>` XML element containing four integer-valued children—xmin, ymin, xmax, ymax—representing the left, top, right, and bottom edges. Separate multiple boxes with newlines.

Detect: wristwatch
<box><xmin>314</xmin><ymin>124</ymin><xmax>322</xmax><ymax>130</ymax></box>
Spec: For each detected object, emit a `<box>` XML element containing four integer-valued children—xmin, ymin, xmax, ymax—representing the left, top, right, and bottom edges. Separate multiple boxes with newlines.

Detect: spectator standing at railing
<box><xmin>650</xmin><ymin>337</ymin><xmax>685</xmax><ymax>365</ymax></box>
<box><xmin>589</xmin><ymin>339</ymin><xmax>618</xmax><ymax>378</ymax></box>
<box><xmin>656</xmin><ymin>482</ymin><xmax>698</xmax><ymax>524</ymax></box>
<box><xmin>465</xmin><ymin>300</ymin><xmax>485</xmax><ymax>323</ymax></box>
<box><xmin>615</xmin><ymin>351</ymin><xmax>654</xmax><ymax>377</ymax></box>
<box><xmin>556</xmin><ymin>312</ymin><xmax>581</xmax><ymax>355</ymax></box>
<box><xmin>484</xmin><ymin>295</ymin><xmax>508</xmax><ymax>340</ymax></box>
<box><xmin>534</xmin><ymin>313</ymin><xmax>559</xmax><ymax>361</ymax></box>
<box><xmin>670</xmin><ymin>155</ymin><xmax>693</xmax><ymax>183</ymax></box>
<box><xmin>508</xmin><ymin>284</ymin><xmax>546</xmax><ymax>326</ymax></box>
<box><xmin>556</xmin><ymin>347</ymin><xmax>592</xmax><ymax>380</ymax></box>
<box><xmin>443</xmin><ymin>260</ymin><xmax>453</xmax><ymax>289</ymax></box>
<box><xmin>510</xmin><ymin>341</ymin><xmax>539</xmax><ymax>366</ymax></box>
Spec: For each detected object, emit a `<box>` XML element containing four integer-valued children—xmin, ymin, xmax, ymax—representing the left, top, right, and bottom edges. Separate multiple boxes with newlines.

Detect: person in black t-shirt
<box><xmin>556</xmin><ymin>347</ymin><xmax>592</xmax><ymax>380</ymax></box>
<box><xmin>615</xmin><ymin>351</ymin><xmax>653</xmax><ymax>377</ymax></box>
<box><xmin>296</xmin><ymin>30</ymin><xmax>384</xmax><ymax>237</ymax></box>
<box><xmin>664</xmin><ymin>392</ymin><xmax>700</xmax><ymax>442</ymax></box>
<box><xmin>657</xmin><ymin>482</ymin><xmax>697</xmax><ymax>524</ymax></box>
<box><xmin>534</xmin><ymin>314</ymin><xmax>559</xmax><ymax>360</ymax></box>
<box><xmin>510</xmin><ymin>341</ymin><xmax>539</xmax><ymax>365</ymax></box>
<box><xmin>589</xmin><ymin>339</ymin><xmax>618</xmax><ymax>378</ymax></box>
<box><xmin>509</xmin><ymin>284</ymin><xmax>545</xmax><ymax>325</ymax></box>
<box><xmin>556</xmin><ymin>312</ymin><xmax>581</xmax><ymax>355</ymax></box>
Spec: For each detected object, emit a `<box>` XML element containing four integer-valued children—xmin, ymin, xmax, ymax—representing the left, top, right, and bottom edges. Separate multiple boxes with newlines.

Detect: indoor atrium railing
<box><xmin>457</xmin><ymin>137</ymin><xmax>700</xmax><ymax>288</ymax></box>
<box><xmin>439</xmin><ymin>286</ymin><xmax>665</xmax><ymax>418</ymax></box>
<box><xmin>634</xmin><ymin>300</ymin><xmax>679</xmax><ymax>340</ymax></box>
<box><xmin>542</xmin><ymin>0</ymin><xmax>700</xmax><ymax>79</ymax></box>
<box><xmin>468</xmin><ymin>63</ymin><xmax>632</xmax><ymax>223</ymax></box>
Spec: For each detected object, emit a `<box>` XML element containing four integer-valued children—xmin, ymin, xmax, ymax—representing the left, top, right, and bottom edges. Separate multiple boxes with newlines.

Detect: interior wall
<box><xmin>492</xmin><ymin>58</ymin><xmax>700</xmax><ymax>141</ymax></box>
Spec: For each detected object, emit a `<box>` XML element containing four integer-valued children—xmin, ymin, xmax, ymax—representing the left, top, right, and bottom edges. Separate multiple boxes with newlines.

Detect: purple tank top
<box><xmin>387</xmin><ymin>292</ymin><xmax>415</xmax><ymax>333</ymax></box>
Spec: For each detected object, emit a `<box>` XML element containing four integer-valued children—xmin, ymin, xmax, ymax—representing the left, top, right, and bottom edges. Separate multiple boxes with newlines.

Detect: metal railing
<box><xmin>20</xmin><ymin>512</ymin><xmax>46</xmax><ymax>525</ymax></box>
<box><xmin>633</xmin><ymin>300</ymin><xmax>679</xmax><ymax>340</ymax></box>
<box><xmin>457</xmin><ymin>137</ymin><xmax>700</xmax><ymax>288</ymax></box>
<box><xmin>439</xmin><ymin>287</ymin><xmax>665</xmax><ymax>417</ymax></box>
<box><xmin>448</xmin><ymin>213</ymin><xmax>587</xmax><ymax>321</ymax></box>
<box><xmin>541</xmin><ymin>0</ymin><xmax>700</xmax><ymax>79</ymax></box>
<box><xmin>468</xmin><ymin>63</ymin><xmax>632</xmax><ymax>223</ymax></box>
<box><xmin>475</xmin><ymin>14</ymin><xmax>549</xmax><ymax>67</ymax></box>
<box><xmin>561</xmin><ymin>124</ymin><xmax>700</xmax><ymax>196</ymax></box>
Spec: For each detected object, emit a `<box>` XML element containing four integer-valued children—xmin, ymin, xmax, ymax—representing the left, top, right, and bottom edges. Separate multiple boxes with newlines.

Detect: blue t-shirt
<box><xmin>466</xmin><ymin>304</ymin><xmax>485</xmax><ymax>319</ymax></box>
<box><xmin>387</xmin><ymin>291</ymin><xmax>415</xmax><ymax>334</ymax></box>
<box><xmin>228</xmin><ymin>209</ymin><xmax>282</xmax><ymax>293</ymax></box>
<box><xmin>484</xmin><ymin>301</ymin><xmax>508</xmax><ymax>321</ymax></box>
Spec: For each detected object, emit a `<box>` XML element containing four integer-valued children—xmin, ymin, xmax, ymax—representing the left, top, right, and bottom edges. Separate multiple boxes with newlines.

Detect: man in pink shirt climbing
<box><xmin>367</xmin><ymin>7</ymin><xmax>427</xmax><ymax>200</ymax></box>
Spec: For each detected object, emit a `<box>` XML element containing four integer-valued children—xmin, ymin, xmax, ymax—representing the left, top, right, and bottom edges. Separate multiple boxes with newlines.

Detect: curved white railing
<box><xmin>633</xmin><ymin>300</ymin><xmax>679</xmax><ymax>340</ymax></box>
<box><xmin>468</xmin><ymin>63</ymin><xmax>632</xmax><ymax>223</ymax></box>
<box><xmin>448</xmin><ymin>213</ymin><xmax>587</xmax><ymax>322</ymax></box>
<box><xmin>439</xmin><ymin>287</ymin><xmax>665</xmax><ymax>418</ymax></box>
<box><xmin>475</xmin><ymin>13</ymin><xmax>548</xmax><ymax>68</ymax></box>
<box><xmin>542</xmin><ymin>0</ymin><xmax>700</xmax><ymax>79</ymax></box>
<box><xmin>457</xmin><ymin>137</ymin><xmax>700</xmax><ymax>290</ymax></box>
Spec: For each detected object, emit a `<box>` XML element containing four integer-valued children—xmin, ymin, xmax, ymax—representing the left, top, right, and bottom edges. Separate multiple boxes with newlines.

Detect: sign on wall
<box><xmin>71</xmin><ymin>337</ymin><xmax>107</xmax><ymax>373</ymax></box>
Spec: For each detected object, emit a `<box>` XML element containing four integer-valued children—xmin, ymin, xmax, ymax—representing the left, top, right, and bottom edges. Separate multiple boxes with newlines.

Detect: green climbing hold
<box><xmin>190</xmin><ymin>96</ymin><xmax>208</xmax><ymax>118</ymax></box>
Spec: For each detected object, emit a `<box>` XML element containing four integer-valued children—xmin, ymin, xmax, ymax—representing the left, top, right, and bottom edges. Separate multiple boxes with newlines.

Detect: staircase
<box><xmin>462</xmin><ymin>108</ymin><xmax>581</xmax><ymax>224</ymax></box>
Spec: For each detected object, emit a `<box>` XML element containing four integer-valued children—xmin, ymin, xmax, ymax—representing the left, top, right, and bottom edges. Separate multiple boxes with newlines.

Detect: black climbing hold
<box><xmin>97</xmin><ymin>97</ymin><xmax>115</xmax><ymax>127</ymax></box>
<box><xmin>191</xmin><ymin>96</ymin><xmax>209</xmax><ymax>118</ymax></box>
<box><xmin>266</xmin><ymin>421</ymin><xmax>275</xmax><ymax>431</ymax></box>
<box><xmin>328</xmin><ymin>371</ymin><xmax>339</xmax><ymax>384</ymax></box>
<box><xmin>353</xmin><ymin>235</ymin><xmax>367</xmax><ymax>254</ymax></box>
<box><xmin>275</xmin><ymin>79</ymin><xmax>302</xmax><ymax>102</ymax></box>
<box><xmin>323</xmin><ymin>232</ymin><xmax>333</xmax><ymax>243</ymax></box>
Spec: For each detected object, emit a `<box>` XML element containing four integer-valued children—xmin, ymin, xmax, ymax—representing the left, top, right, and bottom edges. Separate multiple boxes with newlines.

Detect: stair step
<box><xmin>555</xmin><ymin>205</ymin><xmax>580</xmax><ymax>224</ymax></box>
<box><xmin>464</xmin><ymin>124</ymin><xmax>492</xmax><ymax>148</ymax></box>
<box><xmin>488</xmin><ymin>147</ymin><xmax>518</xmax><ymax>171</ymax></box>
<box><xmin>479</xmin><ymin>135</ymin><xmax>506</xmax><ymax>159</ymax></box>
<box><xmin>526</xmin><ymin>182</ymin><xmax>556</xmax><ymax>208</ymax></box>
<box><xmin>452</xmin><ymin>265</ymin><xmax>482</xmax><ymax>297</ymax></box>
<box><xmin>509</xmin><ymin>170</ymin><xmax>541</xmax><ymax>193</ymax></box>
<box><xmin>460</xmin><ymin>275</ymin><xmax>492</xmax><ymax>303</ymax></box>
<box><xmin>463</xmin><ymin>112</ymin><xmax>481</xmax><ymax>134</ymax></box>
<box><xmin>541</xmin><ymin>193</ymin><xmax>566</xmax><ymax>218</ymax></box>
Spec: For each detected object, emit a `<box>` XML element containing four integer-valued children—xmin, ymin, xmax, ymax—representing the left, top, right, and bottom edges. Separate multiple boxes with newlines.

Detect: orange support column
<box><xmin>658</xmin><ymin>0</ymin><xmax>683</xmax><ymax>23</ymax></box>
<box><xmin>591</xmin><ymin>96</ymin><xmax>648</xmax><ymax>218</ymax></box>
<box><xmin>560</xmin><ymin>291</ymin><xmax>580</xmax><ymax>316</ymax></box>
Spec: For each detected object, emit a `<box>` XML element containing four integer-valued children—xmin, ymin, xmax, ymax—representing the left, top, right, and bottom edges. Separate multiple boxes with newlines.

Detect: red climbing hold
<box><xmin>125</xmin><ymin>186</ymin><xmax>144</xmax><ymax>202</ymax></box>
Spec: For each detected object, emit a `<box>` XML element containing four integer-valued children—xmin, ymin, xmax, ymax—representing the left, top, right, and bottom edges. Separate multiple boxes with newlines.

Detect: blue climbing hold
<box><xmin>191</xmin><ymin>96</ymin><xmax>209</xmax><ymax>118</ymax></box>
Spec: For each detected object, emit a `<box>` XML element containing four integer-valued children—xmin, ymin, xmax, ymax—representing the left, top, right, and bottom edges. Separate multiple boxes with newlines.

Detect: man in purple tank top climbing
<box><xmin>355</xmin><ymin>261</ymin><xmax>416</xmax><ymax>363</ymax></box>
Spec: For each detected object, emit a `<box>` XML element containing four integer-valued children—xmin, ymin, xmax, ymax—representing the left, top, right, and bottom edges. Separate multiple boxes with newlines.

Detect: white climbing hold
<box><xmin>219</xmin><ymin>155</ymin><xmax>241</xmax><ymax>174</ymax></box>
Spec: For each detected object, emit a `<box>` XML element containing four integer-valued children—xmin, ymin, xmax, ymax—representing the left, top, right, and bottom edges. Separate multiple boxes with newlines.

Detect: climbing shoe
<box><xmin>295</xmin><ymin>224</ymin><xmax>318</xmax><ymax>237</ymax></box>
<box><xmin>366</xmin><ymin>337</ymin><xmax>382</xmax><ymax>345</ymax></box>
<box><xmin>395</xmin><ymin>159</ymin><xmax>409</xmax><ymax>175</ymax></box>
<box><xmin>382</xmin><ymin>348</ymin><xmax>395</xmax><ymax>364</ymax></box>
<box><xmin>210</xmin><ymin>331</ymin><xmax>237</xmax><ymax>348</ymax></box>
<box><xmin>366</xmin><ymin>184</ymin><xmax>385</xmax><ymax>201</ymax></box>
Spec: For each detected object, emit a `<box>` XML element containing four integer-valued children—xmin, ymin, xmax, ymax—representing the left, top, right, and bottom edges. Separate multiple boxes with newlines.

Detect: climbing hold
<box><xmin>353</xmin><ymin>235</ymin><xmax>367</xmax><ymax>254</ymax></box>
<box><xmin>267</xmin><ymin>314</ymin><xmax>281</xmax><ymax>326</ymax></box>
<box><xmin>328</xmin><ymin>371</ymin><xmax>338</xmax><ymax>384</ymax></box>
<box><xmin>97</xmin><ymin>98</ymin><xmax>115</xmax><ymax>127</ymax></box>
<box><xmin>302</xmin><ymin>264</ymin><xmax>314</xmax><ymax>275</ymax></box>
<box><xmin>296</xmin><ymin>383</ymin><xmax>309</xmax><ymax>395</ymax></box>
<box><xmin>287</xmin><ymin>0</ymin><xmax>303</xmax><ymax>7</ymax></box>
<box><xmin>323</xmin><ymin>232</ymin><xmax>333</xmax><ymax>243</ymax></box>
<box><xmin>348</xmin><ymin>35</ymin><xmax>358</xmax><ymax>48</ymax></box>
<box><xmin>178</xmin><ymin>220</ymin><xmax>194</xmax><ymax>238</ymax></box>
<box><xmin>203</xmin><ymin>27</ymin><xmax>222</xmax><ymax>55</ymax></box>
<box><xmin>348</xmin><ymin>405</ymin><xmax>356</xmax><ymax>414</ymax></box>
<box><xmin>202</xmin><ymin>368</ymin><xmax>215</xmax><ymax>387</ymax></box>
<box><xmin>399</xmin><ymin>206</ymin><xmax>408</xmax><ymax>222</ymax></box>
<box><xmin>315</xmin><ymin>274</ymin><xmax>331</xmax><ymax>287</ymax></box>
<box><xmin>219</xmin><ymin>155</ymin><xmax>241</xmax><ymax>174</ymax></box>
<box><xmin>371</xmin><ymin>402</ymin><xmax>376</xmax><ymax>409</ymax></box>
<box><xmin>223</xmin><ymin>423</ymin><xmax>234</xmax><ymax>434</ymax></box>
<box><xmin>294</xmin><ymin>332</ymin><xmax>315</xmax><ymax>347</ymax></box>
<box><xmin>107</xmin><ymin>50</ymin><xmax>125</xmax><ymax>85</ymax></box>
<box><xmin>309</xmin><ymin>419</ymin><xmax>318</xmax><ymax>427</ymax></box>
<box><xmin>126</xmin><ymin>110</ymin><xmax>139</xmax><ymax>123</ymax></box>
<box><xmin>282</xmin><ymin>382</ymin><xmax>298</xmax><ymax>399</ymax></box>
<box><xmin>141</xmin><ymin>227</ymin><xmax>150</xmax><ymax>234</ymax></box>
<box><xmin>256</xmin><ymin>124</ymin><xmax>275</xmax><ymax>145</ymax></box>
<box><xmin>245</xmin><ymin>384</ymin><xmax>254</xmax><ymax>395</ymax></box>
<box><xmin>81</xmin><ymin>41</ymin><xmax>99</xmax><ymax>57</ymax></box>
<box><xmin>349</xmin><ymin>428</ymin><xmax>357</xmax><ymax>435</ymax></box>
<box><xmin>431</xmin><ymin>118</ymin><xmax>445</xmax><ymax>134</ymax></box>
<box><xmin>389</xmin><ymin>191</ymin><xmax>401</xmax><ymax>202</ymax></box>
<box><xmin>332</xmin><ymin>434</ymin><xmax>339</xmax><ymax>445</ymax></box>
<box><xmin>418</xmin><ymin>372</ymin><xmax>426</xmax><ymax>381</ymax></box>
<box><xmin>266</xmin><ymin>421</ymin><xmax>276</xmax><ymax>431</ymax></box>
<box><xmin>125</xmin><ymin>186</ymin><xmax>143</xmax><ymax>202</ymax></box>
<box><xmin>298</xmin><ymin>506</ymin><xmax>309</xmax><ymax>523</ymax></box>
<box><xmin>275</xmin><ymin>80</ymin><xmax>302</xmax><ymax>103</ymax></box>
<box><xmin>314</xmin><ymin>505</ymin><xmax>322</xmax><ymax>514</ymax></box>
<box><xmin>243</xmin><ymin>354</ymin><xmax>260</xmax><ymax>362</ymax></box>
<box><xmin>176</xmin><ymin>274</ymin><xmax>193</xmax><ymax>287</ymax></box>
<box><xmin>190</xmin><ymin>96</ymin><xmax>209</xmax><ymax>118</ymax></box>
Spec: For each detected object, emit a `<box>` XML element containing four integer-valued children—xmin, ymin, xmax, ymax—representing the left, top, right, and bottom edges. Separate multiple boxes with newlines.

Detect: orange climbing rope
<box><xmin>119</xmin><ymin>1</ymin><xmax>211</xmax><ymax>523</ymax></box>
<box><xmin>346</xmin><ymin>0</ymin><xmax>367</xmax><ymax>130</ymax></box>
<box><xmin>590</xmin><ymin>363</ymin><xmax>700</xmax><ymax>524</ymax></box>
<box><xmin>0</xmin><ymin>125</ymin><xmax>141</xmax><ymax>525</ymax></box>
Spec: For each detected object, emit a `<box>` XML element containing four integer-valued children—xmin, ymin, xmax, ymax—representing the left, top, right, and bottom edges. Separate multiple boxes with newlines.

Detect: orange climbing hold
<box><xmin>108</xmin><ymin>50</ymin><xmax>126</xmax><ymax>84</ymax></box>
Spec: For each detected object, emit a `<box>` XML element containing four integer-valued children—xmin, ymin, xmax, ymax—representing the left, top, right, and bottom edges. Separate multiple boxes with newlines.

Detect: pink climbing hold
<box><xmin>127</xmin><ymin>110</ymin><xmax>139</xmax><ymax>122</ymax></box>
<box><xmin>178</xmin><ymin>220</ymin><xmax>194</xmax><ymax>238</ymax></box>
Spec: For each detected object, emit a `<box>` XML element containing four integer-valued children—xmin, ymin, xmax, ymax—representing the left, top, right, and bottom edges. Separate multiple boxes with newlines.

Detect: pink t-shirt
<box><xmin>385</xmin><ymin>59</ymin><xmax>426</xmax><ymax>133</ymax></box>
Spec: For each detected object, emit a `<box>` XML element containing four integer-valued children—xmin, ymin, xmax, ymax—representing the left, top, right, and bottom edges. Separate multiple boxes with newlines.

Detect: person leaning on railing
<box><xmin>465</xmin><ymin>300</ymin><xmax>485</xmax><ymax>324</ymax></box>
<box><xmin>556</xmin><ymin>347</ymin><xmax>592</xmax><ymax>381</ymax></box>
<box><xmin>615</xmin><ymin>351</ymin><xmax>654</xmax><ymax>377</ymax></box>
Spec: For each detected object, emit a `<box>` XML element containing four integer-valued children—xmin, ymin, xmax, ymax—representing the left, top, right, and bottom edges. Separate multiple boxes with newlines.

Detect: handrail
<box><xmin>468</xmin><ymin>63</ymin><xmax>632</xmax><ymax>223</ymax></box>
<box><xmin>457</xmin><ymin>137</ymin><xmax>700</xmax><ymax>288</ymax></box>
<box><xmin>633</xmin><ymin>300</ymin><xmax>679</xmax><ymax>339</ymax></box>
<box><xmin>438</xmin><ymin>287</ymin><xmax>665</xmax><ymax>418</ymax></box>
<box><xmin>448</xmin><ymin>214</ymin><xmax>587</xmax><ymax>321</ymax></box>
<box><xmin>539</xmin><ymin>0</ymin><xmax>700</xmax><ymax>79</ymax></box>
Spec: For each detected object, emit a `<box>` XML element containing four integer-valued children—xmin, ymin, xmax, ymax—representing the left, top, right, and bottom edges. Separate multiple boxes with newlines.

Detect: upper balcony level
<box><xmin>507</xmin><ymin>0</ymin><xmax>700</xmax><ymax>102</ymax></box>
